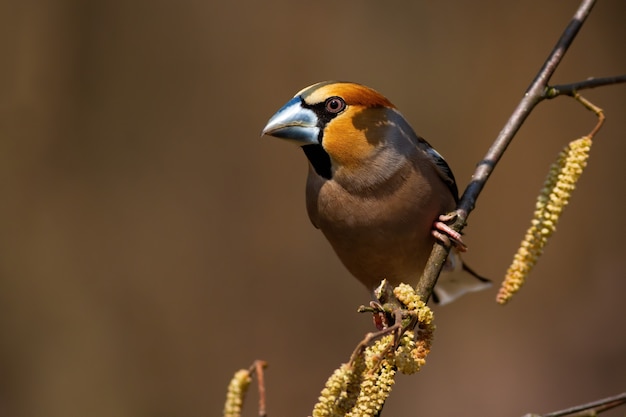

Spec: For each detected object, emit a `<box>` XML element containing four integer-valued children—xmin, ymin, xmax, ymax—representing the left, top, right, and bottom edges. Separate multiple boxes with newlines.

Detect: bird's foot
<box><xmin>432</xmin><ymin>212</ymin><xmax>467</xmax><ymax>252</ymax></box>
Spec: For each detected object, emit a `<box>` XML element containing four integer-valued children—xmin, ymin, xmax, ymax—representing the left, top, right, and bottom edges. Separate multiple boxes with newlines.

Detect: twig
<box><xmin>547</xmin><ymin>75</ymin><xmax>626</xmax><ymax>98</ymax></box>
<box><xmin>573</xmin><ymin>92</ymin><xmax>605</xmax><ymax>137</ymax></box>
<box><xmin>528</xmin><ymin>392</ymin><xmax>626</xmax><ymax>417</ymax></box>
<box><xmin>249</xmin><ymin>360</ymin><xmax>268</xmax><ymax>417</ymax></box>
<box><xmin>349</xmin><ymin>307</ymin><xmax>404</xmax><ymax>367</ymax></box>
<box><xmin>417</xmin><ymin>0</ymin><xmax>604</xmax><ymax>302</ymax></box>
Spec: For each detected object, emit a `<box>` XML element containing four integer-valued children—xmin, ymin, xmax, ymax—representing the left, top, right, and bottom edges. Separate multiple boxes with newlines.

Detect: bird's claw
<box><xmin>432</xmin><ymin>213</ymin><xmax>467</xmax><ymax>252</ymax></box>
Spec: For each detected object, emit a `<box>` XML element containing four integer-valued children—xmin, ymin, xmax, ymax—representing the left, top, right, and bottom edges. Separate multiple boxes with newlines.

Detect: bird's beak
<box><xmin>261</xmin><ymin>96</ymin><xmax>320</xmax><ymax>145</ymax></box>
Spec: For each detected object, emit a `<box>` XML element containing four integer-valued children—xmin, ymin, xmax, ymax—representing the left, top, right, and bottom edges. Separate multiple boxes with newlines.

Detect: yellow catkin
<box><xmin>313</xmin><ymin>336</ymin><xmax>395</xmax><ymax>417</ymax></box>
<box><xmin>313</xmin><ymin>283</ymin><xmax>437</xmax><ymax>416</ymax></box>
<box><xmin>223</xmin><ymin>369</ymin><xmax>252</xmax><ymax>417</ymax></box>
<box><xmin>498</xmin><ymin>136</ymin><xmax>592</xmax><ymax>304</ymax></box>
<box><xmin>346</xmin><ymin>335</ymin><xmax>397</xmax><ymax>417</ymax></box>
<box><xmin>346</xmin><ymin>361</ymin><xmax>396</xmax><ymax>417</ymax></box>
<box><xmin>396</xmin><ymin>324</ymin><xmax>435</xmax><ymax>375</ymax></box>
<box><xmin>393</xmin><ymin>284</ymin><xmax>435</xmax><ymax>374</ymax></box>
<box><xmin>395</xmin><ymin>331</ymin><xmax>420</xmax><ymax>374</ymax></box>
<box><xmin>393</xmin><ymin>283</ymin><xmax>434</xmax><ymax>326</ymax></box>
<box><xmin>312</xmin><ymin>348</ymin><xmax>368</xmax><ymax>417</ymax></box>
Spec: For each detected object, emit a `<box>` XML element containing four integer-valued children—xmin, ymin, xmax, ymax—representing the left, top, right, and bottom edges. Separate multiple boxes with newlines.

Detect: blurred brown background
<box><xmin>1</xmin><ymin>1</ymin><xmax>625</xmax><ymax>416</ymax></box>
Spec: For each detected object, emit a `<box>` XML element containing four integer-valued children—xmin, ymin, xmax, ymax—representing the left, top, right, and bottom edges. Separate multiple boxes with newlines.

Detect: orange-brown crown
<box><xmin>298</xmin><ymin>81</ymin><xmax>395</xmax><ymax>109</ymax></box>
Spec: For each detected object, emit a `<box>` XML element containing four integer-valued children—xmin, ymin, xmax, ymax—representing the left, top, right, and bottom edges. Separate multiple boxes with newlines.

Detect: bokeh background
<box><xmin>1</xmin><ymin>1</ymin><xmax>625</xmax><ymax>416</ymax></box>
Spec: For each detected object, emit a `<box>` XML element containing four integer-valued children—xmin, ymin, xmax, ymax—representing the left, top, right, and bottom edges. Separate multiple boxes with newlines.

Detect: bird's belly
<box><xmin>314</xmin><ymin>189</ymin><xmax>439</xmax><ymax>290</ymax></box>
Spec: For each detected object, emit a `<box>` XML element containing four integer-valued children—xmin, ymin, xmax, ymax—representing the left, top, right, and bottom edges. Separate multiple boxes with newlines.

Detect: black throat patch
<box><xmin>302</xmin><ymin>144</ymin><xmax>332</xmax><ymax>180</ymax></box>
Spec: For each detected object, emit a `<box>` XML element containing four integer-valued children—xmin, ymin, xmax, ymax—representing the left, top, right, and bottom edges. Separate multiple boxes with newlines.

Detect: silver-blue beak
<box><xmin>261</xmin><ymin>97</ymin><xmax>320</xmax><ymax>145</ymax></box>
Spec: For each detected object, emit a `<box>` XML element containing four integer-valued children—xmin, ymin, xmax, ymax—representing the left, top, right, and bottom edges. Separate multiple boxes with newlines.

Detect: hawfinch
<box><xmin>262</xmin><ymin>81</ymin><xmax>490</xmax><ymax>304</ymax></box>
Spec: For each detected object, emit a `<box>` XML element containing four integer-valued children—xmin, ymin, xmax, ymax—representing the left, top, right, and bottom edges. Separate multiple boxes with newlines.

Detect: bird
<box><xmin>261</xmin><ymin>81</ymin><xmax>490</xmax><ymax>304</ymax></box>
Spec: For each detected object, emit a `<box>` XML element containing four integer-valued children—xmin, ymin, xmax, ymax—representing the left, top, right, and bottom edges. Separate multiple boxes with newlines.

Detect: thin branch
<box><xmin>248</xmin><ymin>360</ymin><xmax>268</xmax><ymax>417</ymax></box>
<box><xmin>573</xmin><ymin>92</ymin><xmax>605</xmax><ymax>137</ymax></box>
<box><xmin>460</xmin><ymin>0</ymin><xmax>595</xmax><ymax>216</ymax></box>
<box><xmin>416</xmin><ymin>0</ymin><xmax>599</xmax><ymax>302</ymax></box>
<box><xmin>547</xmin><ymin>75</ymin><xmax>626</xmax><ymax>98</ymax></box>
<box><xmin>537</xmin><ymin>392</ymin><xmax>626</xmax><ymax>417</ymax></box>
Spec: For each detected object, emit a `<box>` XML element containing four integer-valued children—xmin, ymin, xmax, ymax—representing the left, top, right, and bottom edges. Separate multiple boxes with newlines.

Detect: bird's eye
<box><xmin>325</xmin><ymin>97</ymin><xmax>346</xmax><ymax>114</ymax></box>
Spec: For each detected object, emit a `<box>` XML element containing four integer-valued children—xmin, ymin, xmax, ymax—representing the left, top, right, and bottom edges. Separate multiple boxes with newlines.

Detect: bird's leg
<box><xmin>432</xmin><ymin>213</ymin><xmax>468</xmax><ymax>252</ymax></box>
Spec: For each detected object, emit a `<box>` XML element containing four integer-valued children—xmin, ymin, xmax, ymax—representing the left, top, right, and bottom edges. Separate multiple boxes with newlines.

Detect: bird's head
<box><xmin>262</xmin><ymin>81</ymin><xmax>414</xmax><ymax>180</ymax></box>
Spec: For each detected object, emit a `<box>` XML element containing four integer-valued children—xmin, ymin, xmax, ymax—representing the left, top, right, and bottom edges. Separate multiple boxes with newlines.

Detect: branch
<box><xmin>416</xmin><ymin>0</ymin><xmax>599</xmax><ymax>302</ymax></box>
<box><xmin>547</xmin><ymin>75</ymin><xmax>626</xmax><ymax>98</ymax></box>
<box><xmin>527</xmin><ymin>392</ymin><xmax>626</xmax><ymax>417</ymax></box>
